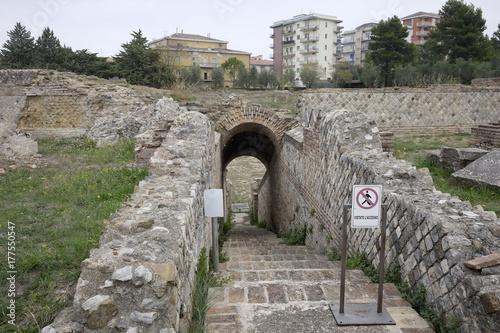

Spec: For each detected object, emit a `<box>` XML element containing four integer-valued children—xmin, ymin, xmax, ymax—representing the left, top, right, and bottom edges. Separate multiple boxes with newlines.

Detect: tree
<box><xmin>236</xmin><ymin>64</ymin><xmax>250</xmax><ymax>88</ymax></box>
<box><xmin>492</xmin><ymin>24</ymin><xmax>500</xmax><ymax>54</ymax></box>
<box><xmin>115</xmin><ymin>30</ymin><xmax>175</xmax><ymax>88</ymax></box>
<box><xmin>258</xmin><ymin>69</ymin><xmax>277</xmax><ymax>89</ymax></box>
<box><xmin>212</xmin><ymin>67</ymin><xmax>225</xmax><ymax>89</ymax></box>
<box><xmin>33</xmin><ymin>27</ymin><xmax>64</xmax><ymax>69</ymax></box>
<box><xmin>221</xmin><ymin>57</ymin><xmax>244</xmax><ymax>87</ymax></box>
<box><xmin>300</xmin><ymin>63</ymin><xmax>320</xmax><ymax>88</ymax></box>
<box><xmin>0</xmin><ymin>22</ymin><xmax>35</xmax><ymax>69</ymax></box>
<box><xmin>367</xmin><ymin>16</ymin><xmax>416</xmax><ymax>86</ymax></box>
<box><xmin>278</xmin><ymin>69</ymin><xmax>296</xmax><ymax>89</ymax></box>
<box><xmin>180</xmin><ymin>66</ymin><xmax>202</xmax><ymax>87</ymax></box>
<box><xmin>248</xmin><ymin>66</ymin><xmax>259</xmax><ymax>88</ymax></box>
<box><xmin>425</xmin><ymin>0</ymin><xmax>490</xmax><ymax>62</ymax></box>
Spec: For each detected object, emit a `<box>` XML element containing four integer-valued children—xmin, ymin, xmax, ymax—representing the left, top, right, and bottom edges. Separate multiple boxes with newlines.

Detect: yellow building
<box><xmin>149</xmin><ymin>32</ymin><xmax>251</xmax><ymax>87</ymax></box>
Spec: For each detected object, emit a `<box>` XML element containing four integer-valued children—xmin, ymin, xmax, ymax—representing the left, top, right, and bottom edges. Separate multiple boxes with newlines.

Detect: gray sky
<box><xmin>1</xmin><ymin>0</ymin><xmax>499</xmax><ymax>58</ymax></box>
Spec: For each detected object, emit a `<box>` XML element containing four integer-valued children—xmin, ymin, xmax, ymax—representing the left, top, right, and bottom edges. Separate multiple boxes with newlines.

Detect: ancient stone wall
<box><xmin>43</xmin><ymin>111</ymin><xmax>221</xmax><ymax>332</ymax></box>
<box><xmin>299</xmin><ymin>86</ymin><xmax>500</xmax><ymax>136</ymax></box>
<box><xmin>258</xmin><ymin>109</ymin><xmax>500</xmax><ymax>332</ymax></box>
<box><xmin>0</xmin><ymin>69</ymin><xmax>159</xmax><ymax>142</ymax></box>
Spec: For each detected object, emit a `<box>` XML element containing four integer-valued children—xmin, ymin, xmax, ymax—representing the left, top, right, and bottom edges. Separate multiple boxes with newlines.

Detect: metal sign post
<box><xmin>204</xmin><ymin>189</ymin><xmax>224</xmax><ymax>272</ymax></box>
<box><xmin>330</xmin><ymin>185</ymin><xmax>395</xmax><ymax>326</ymax></box>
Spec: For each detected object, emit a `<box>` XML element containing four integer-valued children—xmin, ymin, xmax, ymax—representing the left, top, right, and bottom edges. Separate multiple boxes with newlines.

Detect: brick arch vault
<box><xmin>217</xmin><ymin>105</ymin><xmax>299</xmax><ymax>169</ymax></box>
<box><xmin>217</xmin><ymin>105</ymin><xmax>299</xmax><ymax>219</ymax></box>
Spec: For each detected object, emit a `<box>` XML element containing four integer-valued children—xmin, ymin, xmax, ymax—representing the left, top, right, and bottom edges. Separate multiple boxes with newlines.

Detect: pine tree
<box><xmin>425</xmin><ymin>0</ymin><xmax>490</xmax><ymax>62</ymax></box>
<box><xmin>0</xmin><ymin>22</ymin><xmax>35</xmax><ymax>69</ymax></box>
<box><xmin>115</xmin><ymin>30</ymin><xmax>175</xmax><ymax>88</ymax></box>
<box><xmin>367</xmin><ymin>16</ymin><xmax>416</xmax><ymax>87</ymax></box>
<box><xmin>34</xmin><ymin>27</ymin><xmax>64</xmax><ymax>69</ymax></box>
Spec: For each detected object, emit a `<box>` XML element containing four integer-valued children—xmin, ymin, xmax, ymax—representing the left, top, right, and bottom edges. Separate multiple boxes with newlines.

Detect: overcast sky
<box><xmin>1</xmin><ymin>0</ymin><xmax>499</xmax><ymax>59</ymax></box>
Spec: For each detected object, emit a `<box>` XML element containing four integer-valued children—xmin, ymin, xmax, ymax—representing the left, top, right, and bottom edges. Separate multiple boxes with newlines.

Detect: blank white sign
<box><xmin>204</xmin><ymin>189</ymin><xmax>224</xmax><ymax>217</ymax></box>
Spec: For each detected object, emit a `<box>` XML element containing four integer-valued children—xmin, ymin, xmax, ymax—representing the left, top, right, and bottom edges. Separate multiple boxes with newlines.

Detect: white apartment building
<box><xmin>270</xmin><ymin>13</ymin><xmax>343</xmax><ymax>85</ymax></box>
<box><xmin>341</xmin><ymin>23</ymin><xmax>377</xmax><ymax>66</ymax></box>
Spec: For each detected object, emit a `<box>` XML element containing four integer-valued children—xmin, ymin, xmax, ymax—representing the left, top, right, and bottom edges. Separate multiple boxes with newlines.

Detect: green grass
<box><xmin>0</xmin><ymin>138</ymin><xmax>147</xmax><ymax>333</ymax></box>
<box><xmin>393</xmin><ymin>133</ymin><xmax>499</xmax><ymax>217</ymax></box>
<box><xmin>393</xmin><ymin>133</ymin><xmax>470</xmax><ymax>165</ymax></box>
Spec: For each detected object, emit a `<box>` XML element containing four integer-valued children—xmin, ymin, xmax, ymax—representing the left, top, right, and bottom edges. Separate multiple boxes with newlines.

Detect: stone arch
<box><xmin>217</xmin><ymin>105</ymin><xmax>299</xmax><ymax>168</ymax></box>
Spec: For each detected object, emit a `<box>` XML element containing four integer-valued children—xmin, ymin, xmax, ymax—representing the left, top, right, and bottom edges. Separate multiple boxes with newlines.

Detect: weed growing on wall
<box><xmin>278</xmin><ymin>226</ymin><xmax>307</xmax><ymax>246</ymax></box>
<box><xmin>344</xmin><ymin>252</ymin><xmax>462</xmax><ymax>333</ymax></box>
<box><xmin>189</xmin><ymin>248</ymin><xmax>231</xmax><ymax>333</ymax></box>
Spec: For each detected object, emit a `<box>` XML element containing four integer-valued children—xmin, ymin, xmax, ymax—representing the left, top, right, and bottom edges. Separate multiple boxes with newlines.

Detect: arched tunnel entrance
<box><xmin>221</xmin><ymin>122</ymin><xmax>277</xmax><ymax>228</ymax></box>
<box><xmin>221</xmin><ymin>122</ymin><xmax>277</xmax><ymax>169</ymax></box>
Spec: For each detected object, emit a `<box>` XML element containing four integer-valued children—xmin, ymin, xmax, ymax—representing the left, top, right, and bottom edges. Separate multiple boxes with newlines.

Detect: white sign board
<box><xmin>204</xmin><ymin>189</ymin><xmax>224</xmax><ymax>217</ymax></box>
<box><xmin>351</xmin><ymin>185</ymin><xmax>382</xmax><ymax>228</ymax></box>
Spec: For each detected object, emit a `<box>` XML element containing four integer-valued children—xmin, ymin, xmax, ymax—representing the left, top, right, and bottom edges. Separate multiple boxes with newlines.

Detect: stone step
<box><xmin>207</xmin><ymin>221</ymin><xmax>434</xmax><ymax>333</ymax></box>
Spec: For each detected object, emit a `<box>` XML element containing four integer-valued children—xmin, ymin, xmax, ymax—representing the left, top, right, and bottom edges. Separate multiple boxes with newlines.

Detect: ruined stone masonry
<box><xmin>258</xmin><ymin>109</ymin><xmax>500</xmax><ymax>332</ymax></box>
<box><xmin>1</xmin><ymin>70</ymin><xmax>499</xmax><ymax>332</ymax></box>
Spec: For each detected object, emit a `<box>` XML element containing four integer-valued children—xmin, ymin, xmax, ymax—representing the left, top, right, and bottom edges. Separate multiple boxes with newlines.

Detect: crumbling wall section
<box><xmin>43</xmin><ymin>111</ymin><xmax>220</xmax><ymax>332</ymax></box>
<box><xmin>259</xmin><ymin>109</ymin><xmax>500</xmax><ymax>332</ymax></box>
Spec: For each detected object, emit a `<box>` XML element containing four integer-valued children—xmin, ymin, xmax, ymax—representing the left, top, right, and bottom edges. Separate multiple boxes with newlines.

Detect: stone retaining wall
<box><xmin>299</xmin><ymin>86</ymin><xmax>500</xmax><ymax>136</ymax></box>
<box><xmin>43</xmin><ymin>111</ymin><xmax>221</xmax><ymax>332</ymax></box>
<box><xmin>258</xmin><ymin>109</ymin><xmax>500</xmax><ymax>332</ymax></box>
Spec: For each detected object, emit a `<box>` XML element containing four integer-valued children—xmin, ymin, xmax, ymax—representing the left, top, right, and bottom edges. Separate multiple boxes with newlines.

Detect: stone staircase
<box><xmin>207</xmin><ymin>213</ymin><xmax>434</xmax><ymax>333</ymax></box>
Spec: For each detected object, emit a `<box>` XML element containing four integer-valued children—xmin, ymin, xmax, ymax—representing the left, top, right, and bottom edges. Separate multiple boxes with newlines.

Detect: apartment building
<box><xmin>149</xmin><ymin>32</ymin><xmax>250</xmax><ymax>87</ymax></box>
<box><xmin>401</xmin><ymin>12</ymin><xmax>440</xmax><ymax>47</ymax></box>
<box><xmin>341</xmin><ymin>23</ymin><xmax>377</xmax><ymax>66</ymax></box>
<box><xmin>270</xmin><ymin>13</ymin><xmax>343</xmax><ymax>84</ymax></box>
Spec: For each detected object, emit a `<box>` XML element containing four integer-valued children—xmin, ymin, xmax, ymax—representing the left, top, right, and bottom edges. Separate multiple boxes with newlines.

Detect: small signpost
<box><xmin>204</xmin><ymin>189</ymin><xmax>224</xmax><ymax>272</ymax></box>
<box><xmin>352</xmin><ymin>185</ymin><xmax>382</xmax><ymax>228</ymax></box>
<box><xmin>330</xmin><ymin>185</ymin><xmax>395</xmax><ymax>326</ymax></box>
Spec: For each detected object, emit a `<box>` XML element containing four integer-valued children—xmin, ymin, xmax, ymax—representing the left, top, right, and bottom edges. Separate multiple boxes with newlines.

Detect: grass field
<box><xmin>393</xmin><ymin>134</ymin><xmax>500</xmax><ymax>217</ymax></box>
<box><xmin>0</xmin><ymin>138</ymin><xmax>147</xmax><ymax>333</ymax></box>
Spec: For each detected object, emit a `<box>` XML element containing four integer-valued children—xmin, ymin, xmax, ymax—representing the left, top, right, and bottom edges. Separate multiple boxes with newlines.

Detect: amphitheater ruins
<box><xmin>1</xmin><ymin>70</ymin><xmax>499</xmax><ymax>332</ymax></box>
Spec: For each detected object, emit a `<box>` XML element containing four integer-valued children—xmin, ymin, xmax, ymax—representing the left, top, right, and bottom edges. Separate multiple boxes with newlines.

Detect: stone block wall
<box><xmin>258</xmin><ymin>109</ymin><xmax>500</xmax><ymax>332</ymax></box>
<box><xmin>471</xmin><ymin>122</ymin><xmax>500</xmax><ymax>147</ymax></box>
<box><xmin>299</xmin><ymin>86</ymin><xmax>500</xmax><ymax>136</ymax></box>
<box><xmin>44</xmin><ymin>112</ymin><xmax>221</xmax><ymax>332</ymax></box>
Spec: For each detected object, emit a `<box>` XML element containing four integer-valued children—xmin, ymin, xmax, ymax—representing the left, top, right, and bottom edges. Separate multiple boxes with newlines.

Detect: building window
<box><xmin>325</xmin><ymin>22</ymin><xmax>328</xmax><ymax>27</ymax></box>
<box><xmin>296</xmin><ymin>68</ymin><xmax>300</xmax><ymax>73</ymax></box>
<box><xmin>325</xmin><ymin>45</ymin><xmax>327</xmax><ymax>50</ymax></box>
<box><xmin>175</xmin><ymin>56</ymin><xmax>180</xmax><ymax>62</ymax></box>
<box><xmin>297</xmin><ymin>35</ymin><xmax>300</xmax><ymax>40</ymax></box>
<box><xmin>325</xmin><ymin>34</ymin><xmax>328</xmax><ymax>39</ymax></box>
<box><xmin>325</xmin><ymin>56</ymin><xmax>327</xmax><ymax>61</ymax></box>
<box><xmin>297</xmin><ymin>23</ymin><xmax>300</xmax><ymax>29</ymax></box>
<box><xmin>297</xmin><ymin>46</ymin><xmax>300</xmax><ymax>50</ymax></box>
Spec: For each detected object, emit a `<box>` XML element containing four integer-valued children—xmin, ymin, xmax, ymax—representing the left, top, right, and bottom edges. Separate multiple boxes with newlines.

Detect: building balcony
<box><xmin>416</xmin><ymin>30</ymin><xmax>429</xmax><ymax>37</ymax></box>
<box><xmin>414</xmin><ymin>39</ymin><xmax>426</xmax><ymax>46</ymax></box>
<box><xmin>300</xmin><ymin>47</ymin><xmax>318</xmax><ymax>54</ymax></box>
<box><xmin>283</xmin><ymin>29</ymin><xmax>295</xmax><ymax>35</ymax></box>
<box><xmin>300</xmin><ymin>60</ymin><xmax>318</xmax><ymax>65</ymax></box>
<box><xmin>301</xmin><ymin>24</ymin><xmax>319</xmax><ymax>32</ymax></box>
<box><xmin>270</xmin><ymin>54</ymin><xmax>274</xmax><ymax>59</ymax></box>
<box><xmin>417</xmin><ymin>21</ymin><xmax>435</xmax><ymax>27</ymax></box>
<box><xmin>283</xmin><ymin>62</ymin><xmax>295</xmax><ymax>68</ymax></box>
<box><xmin>301</xmin><ymin>36</ymin><xmax>319</xmax><ymax>43</ymax></box>
<box><xmin>199</xmin><ymin>63</ymin><xmax>218</xmax><ymax>68</ymax></box>
<box><xmin>283</xmin><ymin>39</ymin><xmax>296</xmax><ymax>45</ymax></box>
<box><xmin>283</xmin><ymin>51</ymin><xmax>295</xmax><ymax>58</ymax></box>
<box><xmin>270</xmin><ymin>44</ymin><xmax>275</xmax><ymax>48</ymax></box>
<box><xmin>270</xmin><ymin>33</ymin><xmax>275</xmax><ymax>38</ymax></box>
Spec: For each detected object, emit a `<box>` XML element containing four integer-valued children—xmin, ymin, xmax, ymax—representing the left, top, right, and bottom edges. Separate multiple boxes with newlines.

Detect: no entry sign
<box><xmin>351</xmin><ymin>185</ymin><xmax>382</xmax><ymax>228</ymax></box>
